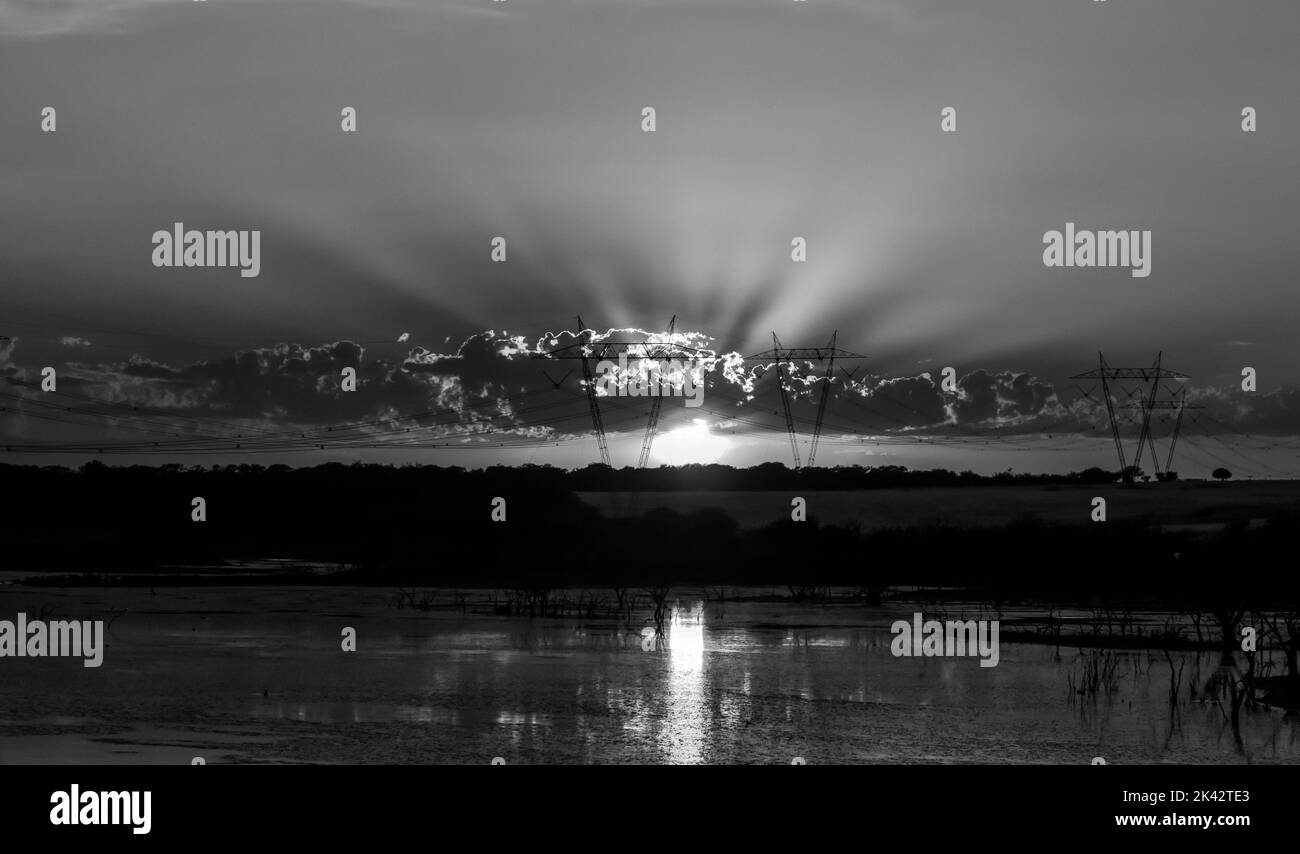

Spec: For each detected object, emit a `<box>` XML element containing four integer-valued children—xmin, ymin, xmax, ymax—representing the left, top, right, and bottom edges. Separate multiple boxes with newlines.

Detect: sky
<box><xmin>1</xmin><ymin>0</ymin><xmax>1298</xmax><ymax>476</ymax></box>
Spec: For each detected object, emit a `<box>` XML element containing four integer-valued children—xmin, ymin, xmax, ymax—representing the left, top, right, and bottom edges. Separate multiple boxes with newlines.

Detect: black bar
<box><xmin>1</xmin><ymin>765</ymin><xmax>1283</xmax><ymax>844</ymax></box>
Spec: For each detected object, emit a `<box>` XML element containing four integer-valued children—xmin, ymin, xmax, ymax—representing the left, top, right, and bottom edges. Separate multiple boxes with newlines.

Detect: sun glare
<box><xmin>650</xmin><ymin>419</ymin><xmax>731</xmax><ymax>466</ymax></box>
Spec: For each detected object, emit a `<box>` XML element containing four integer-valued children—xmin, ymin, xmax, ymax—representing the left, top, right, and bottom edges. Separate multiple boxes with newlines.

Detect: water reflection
<box><xmin>9</xmin><ymin>584</ymin><xmax>1300</xmax><ymax>765</ymax></box>
<box><xmin>658</xmin><ymin>601</ymin><xmax>707</xmax><ymax>764</ymax></box>
<box><xmin>1065</xmin><ymin>648</ymin><xmax>1300</xmax><ymax>763</ymax></box>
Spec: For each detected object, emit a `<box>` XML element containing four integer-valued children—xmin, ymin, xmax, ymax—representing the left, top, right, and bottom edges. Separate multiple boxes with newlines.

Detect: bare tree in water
<box><xmin>1260</xmin><ymin>611</ymin><xmax>1300</xmax><ymax>676</ymax></box>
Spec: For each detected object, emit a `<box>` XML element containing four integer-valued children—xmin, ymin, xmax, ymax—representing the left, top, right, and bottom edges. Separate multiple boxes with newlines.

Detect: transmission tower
<box><xmin>533</xmin><ymin>317</ymin><xmax>707</xmax><ymax>467</ymax></box>
<box><xmin>1070</xmin><ymin>352</ymin><xmax>1199</xmax><ymax>483</ymax></box>
<box><xmin>637</xmin><ymin>315</ymin><xmax>678</xmax><ymax>469</ymax></box>
<box><xmin>744</xmin><ymin>331</ymin><xmax>866</xmax><ymax>468</ymax></box>
<box><xmin>1132</xmin><ymin>391</ymin><xmax>1202</xmax><ymax>477</ymax></box>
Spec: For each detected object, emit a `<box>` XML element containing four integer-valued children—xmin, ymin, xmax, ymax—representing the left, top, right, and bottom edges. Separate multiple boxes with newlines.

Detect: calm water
<box><xmin>1</xmin><ymin>582</ymin><xmax>1296</xmax><ymax>764</ymax></box>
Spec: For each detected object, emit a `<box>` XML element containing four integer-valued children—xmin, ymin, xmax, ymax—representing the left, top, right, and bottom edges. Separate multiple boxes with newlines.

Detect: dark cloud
<box><xmin>1184</xmin><ymin>386</ymin><xmax>1300</xmax><ymax>437</ymax></box>
<box><xmin>858</xmin><ymin>375</ymin><xmax>948</xmax><ymax>430</ymax></box>
<box><xmin>77</xmin><ymin>341</ymin><xmax>451</xmax><ymax>425</ymax></box>
<box><xmin>952</xmin><ymin>370</ymin><xmax>1060</xmax><ymax>426</ymax></box>
<box><xmin>0</xmin><ymin>336</ymin><xmax>17</xmax><ymax>380</ymax></box>
<box><xmin>118</xmin><ymin>355</ymin><xmax>182</xmax><ymax>380</ymax></box>
<box><xmin>2</xmin><ymin>327</ymin><xmax>1299</xmax><ymax>461</ymax></box>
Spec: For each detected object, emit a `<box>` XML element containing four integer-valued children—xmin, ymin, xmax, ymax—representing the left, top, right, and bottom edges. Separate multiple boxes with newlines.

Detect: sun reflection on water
<box><xmin>660</xmin><ymin>601</ymin><xmax>708</xmax><ymax>764</ymax></box>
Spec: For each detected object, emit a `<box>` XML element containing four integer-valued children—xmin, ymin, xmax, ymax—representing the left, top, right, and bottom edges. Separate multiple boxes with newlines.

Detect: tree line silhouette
<box><xmin>2</xmin><ymin>460</ymin><xmax>1295</xmax><ymax>609</ymax></box>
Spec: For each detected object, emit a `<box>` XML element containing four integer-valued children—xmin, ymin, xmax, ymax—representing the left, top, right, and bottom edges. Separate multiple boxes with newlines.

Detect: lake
<box><xmin>1</xmin><ymin>582</ymin><xmax>1295</xmax><ymax>764</ymax></box>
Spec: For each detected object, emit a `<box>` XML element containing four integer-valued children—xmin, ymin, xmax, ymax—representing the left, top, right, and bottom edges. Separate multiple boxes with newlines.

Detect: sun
<box><xmin>650</xmin><ymin>419</ymin><xmax>731</xmax><ymax>466</ymax></box>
